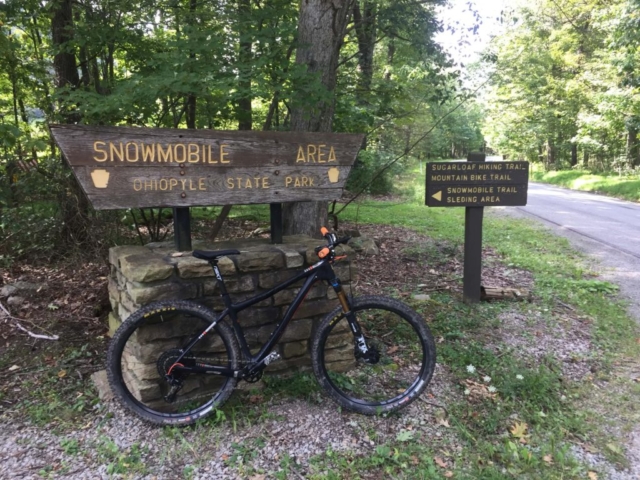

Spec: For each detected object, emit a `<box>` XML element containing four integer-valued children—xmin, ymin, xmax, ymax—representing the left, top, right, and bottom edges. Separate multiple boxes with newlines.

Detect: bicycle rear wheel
<box><xmin>107</xmin><ymin>300</ymin><xmax>239</xmax><ymax>426</ymax></box>
<box><xmin>311</xmin><ymin>295</ymin><xmax>436</xmax><ymax>415</ymax></box>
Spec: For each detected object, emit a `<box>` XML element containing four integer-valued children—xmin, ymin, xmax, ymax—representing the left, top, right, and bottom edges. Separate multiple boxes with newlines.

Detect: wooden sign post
<box><xmin>425</xmin><ymin>155</ymin><xmax>529</xmax><ymax>303</ymax></box>
<box><xmin>50</xmin><ymin>125</ymin><xmax>363</xmax><ymax>250</ymax></box>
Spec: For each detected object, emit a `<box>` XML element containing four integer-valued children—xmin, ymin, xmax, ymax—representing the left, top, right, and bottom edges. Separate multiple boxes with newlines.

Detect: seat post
<box><xmin>209</xmin><ymin>261</ymin><xmax>231</xmax><ymax>303</ymax></box>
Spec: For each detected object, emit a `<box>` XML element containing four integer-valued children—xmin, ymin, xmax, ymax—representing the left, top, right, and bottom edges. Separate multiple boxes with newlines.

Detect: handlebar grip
<box><xmin>320</xmin><ymin>227</ymin><xmax>330</xmax><ymax>236</ymax></box>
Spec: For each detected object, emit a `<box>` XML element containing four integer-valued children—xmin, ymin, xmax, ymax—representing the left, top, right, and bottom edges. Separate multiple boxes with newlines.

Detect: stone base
<box><xmin>106</xmin><ymin>235</ymin><xmax>358</xmax><ymax>404</ymax></box>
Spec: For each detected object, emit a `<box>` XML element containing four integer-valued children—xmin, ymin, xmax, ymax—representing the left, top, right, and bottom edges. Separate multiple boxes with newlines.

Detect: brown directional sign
<box><xmin>49</xmin><ymin>124</ymin><xmax>364</xmax><ymax>210</ymax></box>
<box><xmin>425</xmin><ymin>161</ymin><xmax>529</xmax><ymax>207</ymax></box>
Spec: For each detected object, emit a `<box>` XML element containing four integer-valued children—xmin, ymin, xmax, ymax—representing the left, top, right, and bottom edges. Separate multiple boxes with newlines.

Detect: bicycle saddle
<box><xmin>192</xmin><ymin>249</ymin><xmax>240</xmax><ymax>261</ymax></box>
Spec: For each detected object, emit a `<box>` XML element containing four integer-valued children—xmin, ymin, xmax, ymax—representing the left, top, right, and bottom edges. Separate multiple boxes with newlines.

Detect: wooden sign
<box><xmin>425</xmin><ymin>161</ymin><xmax>529</xmax><ymax>207</ymax></box>
<box><xmin>49</xmin><ymin>125</ymin><xmax>364</xmax><ymax>210</ymax></box>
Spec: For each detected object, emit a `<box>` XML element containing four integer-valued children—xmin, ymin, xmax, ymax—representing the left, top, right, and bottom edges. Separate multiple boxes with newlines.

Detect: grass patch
<box><xmin>530</xmin><ymin>166</ymin><xmax>640</xmax><ymax>203</ymax></box>
<box><xmin>306</xmin><ymin>180</ymin><xmax>639</xmax><ymax>478</ymax></box>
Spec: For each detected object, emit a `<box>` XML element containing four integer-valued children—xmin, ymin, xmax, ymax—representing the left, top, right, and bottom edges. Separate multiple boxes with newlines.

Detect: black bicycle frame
<box><xmin>170</xmin><ymin>257</ymin><xmax>362</xmax><ymax>379</ymax></box>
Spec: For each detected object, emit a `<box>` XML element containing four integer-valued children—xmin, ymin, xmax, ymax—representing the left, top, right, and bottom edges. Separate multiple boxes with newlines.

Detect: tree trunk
<box><xmin>353</xmin><ymin>1</ymin><xmax>376</xmax><ymax>95</ymax></box>
<box><xmin>51</xmin><ymin>0</ymin><xmax>80</xmax><ymax>92</ymax></box>
<box><xmin>571</xmin><ymin>143</ymin><xmax>578</xmax><ymax>167</ymax></box>
<box><xmin>283</xmin><ymin>0</ymin><xmax>353</xmax><ymax>238</ymax></box>
<box><xmin>236</xmin><ymin>0</ymin><xmax>253</xmax><ymax>131</ymax></box>
<box><xmin>51</xmin><ymin>0</ymin><xmax>91</xmax><ymax>244</ymax></box>
<box><xmin>545</xmin><ymin>139</ymin><xmax>556</xmax><ymax>170</ymax></box>
<box><xmin>627</xmin><ymin>126</ymin><xmax>639</xmax><ymax>167</ymax></box>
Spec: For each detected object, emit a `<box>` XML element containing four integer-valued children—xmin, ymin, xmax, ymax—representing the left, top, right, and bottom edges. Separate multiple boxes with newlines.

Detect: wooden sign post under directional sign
<box><xmin>425</xmin><ymin>155</ymin><xmax>529</xmax><ymax>303</ymax></box>
<box><xmin>50</xmin><ymin>125</ymin><xmax>364</xmax><ymax>250</ymax></box>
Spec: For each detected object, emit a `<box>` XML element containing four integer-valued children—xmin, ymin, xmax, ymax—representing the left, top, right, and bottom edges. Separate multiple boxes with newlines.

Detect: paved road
<box><xmin>494</xmin><ymin>182</ymin><xmax>640</xmax><ymax>323</ymax></box>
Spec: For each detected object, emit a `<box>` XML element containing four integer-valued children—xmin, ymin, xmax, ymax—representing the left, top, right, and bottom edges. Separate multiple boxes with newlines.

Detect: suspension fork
<box><xmin>330</xmin><ymin>278</ymin><xmax>370</xmax><ymax>355</ymax></box>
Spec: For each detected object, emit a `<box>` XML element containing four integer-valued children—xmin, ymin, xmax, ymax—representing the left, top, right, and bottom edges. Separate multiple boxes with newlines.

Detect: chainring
<box><xmin>156</xmin><ymin>348</ymin><xmax>187</xmax><ymax>378</ymax></box>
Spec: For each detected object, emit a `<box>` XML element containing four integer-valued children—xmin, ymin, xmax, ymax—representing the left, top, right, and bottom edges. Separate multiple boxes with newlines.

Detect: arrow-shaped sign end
<box><xmin>431</xmin><ymin>191</ymin><xmax>442</xmax><ymax>201</ymax></box>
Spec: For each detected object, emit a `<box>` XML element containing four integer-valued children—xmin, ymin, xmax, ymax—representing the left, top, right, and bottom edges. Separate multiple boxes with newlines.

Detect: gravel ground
<box><xmin>490</xmin><ymin>207</ymin><xmax>640</xmax><ymax>480</ymax></box>
<box><xmin>0</xmin><ymin>364</ymin><xmax>462</xmax><ymax>480</ymax></box>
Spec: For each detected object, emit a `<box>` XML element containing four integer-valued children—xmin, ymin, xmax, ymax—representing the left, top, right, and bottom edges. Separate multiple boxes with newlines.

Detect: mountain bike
<box><xmin>107</xmin><ymin>228</ymin><xmax>436</xmax><ymax>426</ymax></box>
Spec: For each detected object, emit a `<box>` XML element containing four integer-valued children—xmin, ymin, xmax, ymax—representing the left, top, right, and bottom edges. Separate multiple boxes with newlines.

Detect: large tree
<box><xmin>282</xmin><ymin>0</ymin><xmax>354</xmax><ymax>237</ymax></box>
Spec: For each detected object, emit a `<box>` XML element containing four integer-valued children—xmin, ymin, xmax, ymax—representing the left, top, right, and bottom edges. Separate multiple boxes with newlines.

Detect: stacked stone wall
<box><xmin>107</xmin><ymin>235</ymin><xmax>357</xmax><ymax>376</ymax></box>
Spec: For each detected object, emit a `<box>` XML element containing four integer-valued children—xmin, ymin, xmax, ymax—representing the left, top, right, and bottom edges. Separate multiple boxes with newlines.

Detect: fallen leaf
<box><xmin>411</xmin><ymin>455</ymin><xmax>419</xmax><ymax>465</ymax></box>
<box><xmin>434</xmin><ymin>456</ymin><xmax>447</xmax><ymax>468</ymax></box>
<box><xmin>57</xmin><ymin>370</ymin><xmax>67</xmax><ymax>378</ymax></box>
<box><xmin>543</xmin><ymin>454</ymin><xmax>553</xmax><ymax>464</ymax></box>
<box><xmin>8</xmin><ymin>365</ymin><xmax>19</xmax><ymax>372</ymax></box>
<box><xmin>171</xmin><ymin>252</ymin><xmax>185</xmax><ymax>257</ymax></box>
<box><xmin>444</xmin><ymin>472</ymin><xmax>453</xmax><ymax>478</ymax></box>
<box><xmin>221</xmin><ymin>454</ymin><xmax>229</xmax><ymax>461</ymax></box>
<box><xmin>249</xmin><ymin>395</ymin><xmax>263</xmax><ymax>404</ymax></box>
<box><xmin>387</xmin><ymin>345</ymin><xmax>399</xmax><ymax>354</ymax></box>
<box><xmin>588</xmin><ymin>472</ymin><xmax>597</xmax><ymax>480</ymax></box>
<box><xmin>249</xmin><ymin>475</ymin><xmax>265</xmax><ymax>480</ymax></box>
<box><xmin>437</xmin><ymin>418</ymin><xmax>450</xmax><ymax>428</ymax></box>
<box><xmin>510</xmin><ymin>421</ymin><xmax>528</xmax><ymax>439</ymax></box>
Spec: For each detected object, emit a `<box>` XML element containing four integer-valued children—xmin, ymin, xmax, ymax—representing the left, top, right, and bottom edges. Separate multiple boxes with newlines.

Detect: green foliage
<box><xmin>345</xmin><ymin>150</ymin><xmax>397</xmax><ymax>195</ymax></box>
<box><xmin>484</xmin><ymin>0</ymin><xmax>640</xmax><ymax>173</ymax></box>
<box><xmin>531</xmin><ymin>166</ymin><xmax>640</xmax><ymax>202</ymax></box>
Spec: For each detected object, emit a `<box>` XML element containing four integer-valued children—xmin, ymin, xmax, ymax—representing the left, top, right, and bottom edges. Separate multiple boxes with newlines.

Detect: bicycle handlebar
<box><xmin>316</xmin><ymin>228</ymin><xmax>350</xmax><ymax>259</ymax></box>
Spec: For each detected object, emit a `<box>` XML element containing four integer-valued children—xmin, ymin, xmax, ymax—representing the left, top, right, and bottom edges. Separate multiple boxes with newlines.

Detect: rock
<box><xmin>109</xmin><ymin>245</ymin><xmax>149</xmax><ymax>268</ymax></box>
<box><xmin>349</xmin><ymin>237</ymin><xmax>379</xmax><ymax>255</ymax></box>
<box><xmin>91</xmin><ymin>370</ymin><xmax>114</xmax><ymax>401</ymax></box>
<box><xmin>412</xmin><ymin>294</ymin><xmax>431</xmax><ymax>301</ymax></box>
<box><xmin>0</xmin><ymin>285</ymin><xmax>18</xmax><ymax>298</ymax></box>
<box><xmin>7</xmin><ymin>296</ymin><xmax>25</xmax><ymax>306</ymax></box>
<box><xmin>274</xmin><ymin>246</ymin><xmax>305</xmax><ymax>268</ymax></box>
<box><xmin>175</xmin><ymin>256</ymin><xmax>215</xmax><ymax>278</ymax></box>
<box><xmin>283</xmin><ymin>341</ymin><xmax>308</xmax><ymax>359</ymax></box>
<box><xmin>1</xmin><ymin>282</ymin><xmax>45</xmax><ymax>298</ymax></box>
<box><xmin>128</xmin><ymin>281</ymin><xmax>196</xmax><ymax>304</ymax></box>
<box><xmin>119</xmin><ymin>253</ymin><xmax>174</xmax><ymax>283</ymax></box>
<box><xmin>235</xmin><ymin>249</ymin><xmax>284</xmax><ymax>272</ymax></box>
<box><xmin>107</xmin><ymin>312</ymin><xmax>122</xmax><ymax>337</ymax></box>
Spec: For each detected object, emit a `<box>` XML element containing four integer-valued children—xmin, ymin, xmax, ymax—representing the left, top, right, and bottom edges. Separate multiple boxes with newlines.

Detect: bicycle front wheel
<box><xmin>311</xmin><ymin>295</ymin><xmax>436</xmax><ymax>415</ymax></box>
<box><xmin>107</xmin><ymin>300</ymin><xmax>239</xmax><ymax>426</ymax></box>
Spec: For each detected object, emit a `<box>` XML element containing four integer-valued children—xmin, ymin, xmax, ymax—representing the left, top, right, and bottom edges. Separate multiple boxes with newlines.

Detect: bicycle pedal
<box><xmin>263</xmin><ymin>352</ymin><xmax>281</xmax><ymax>365</ymax></box>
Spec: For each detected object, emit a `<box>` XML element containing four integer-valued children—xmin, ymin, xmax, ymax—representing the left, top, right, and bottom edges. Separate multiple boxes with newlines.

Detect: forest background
<box><xmin>1</xmin><ymin>0</ymin><xmax>639</xmax><ymax>264</ymax></box>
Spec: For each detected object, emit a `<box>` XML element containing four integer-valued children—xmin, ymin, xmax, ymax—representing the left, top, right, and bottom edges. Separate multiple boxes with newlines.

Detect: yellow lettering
<box><xmin>285</xmin><ymin>176</ymin><xmax>293</xmax><ymax>187</ymax></box>
<box><xmin>157</xmin><ymin>144</ymin><xmax>173</xmax><ymax>162</ymax></box>
<box><xmin>307</xmin><ymin>144</ymin><xmax>317</xmax><ymax>163</ymax></box>
<box><xmin>159</xmin><ymin>179</ymin><xmax>168</xmax><ymax>191</ymax></box>
<box><xmin>317</xmin><ymin>145</ymin><xmax>326</xmax><ymax>163</ymax></box>
<box><xmin>328</xmin><ymin>146</ymin><xmax>337</xmax><ymax>162</ymax></box>
<box><xmin>188</xmin><ymin>144</ymin><xmax>199</xmax><ymax>163</ymax></box>
<box><xmin>296</xmin><ymin>146</ymin><xmax>306</xmax><ymax>163</ymax></box>
<box><xmin>141</xmin><ymin>143</ymin><xmax>155</xmax><ymax>162</ymax></box>
<box><xmin>295</xmin><ymin>177</ymin><xmax>301</xmax><ymax>187</ymax></box>
<box><xmin>125</xmin><ymin>142</ymin><xmax>139</xmax><ymax>162</ymax></box>
<box><xmin>309</xmin><ymin>177</ymin><xmax>315</xmax><ymax>187</ymax></box>
<box><xmin>245</xmin><ymin>178</ymin><xmax>252</xmax><ymax>189</ymax></box>
<box><xmin>93</xmin><ymin>141</ymin><xmax>107</xmax><ymax>162</ymax></box>
<box><xmin>133</xmin><ymin>179</ymin><xmax>143</xmax><ymax>191</ymax></box>
<box><xmin>169</xmin><ymin>179</ymin><xmax>178</xmax><ymax>189</ymax></box>
<box><xmin>199</xmin><ymin>178</ymin><xmax>206</xmax><ymax>191</ymax></box>
<box><xmin>144</xmin><ymin>179</ymin><xmax>153</xmax><ymax>191</ymax></box>
<box><xmin>110</xmin><ymin>142</ymin><xmax>124</xmax><ymax>162</ymax></box>
<box><xmin>262</xmin><ymin>177</ymin><xmax>270</xmax><ymax>189</ymax></box>
<box><xmin>226</xmin><ymin>178</ymin><xmax>235</xmax><ymax>189</ymax></box>
<box><xmin>188</xmin><ymin>179</ymin><xmax>197</xmax><ymax>190</ymax></box>
<box><xmin>174</xmin><ymin>144</ymin><xmax>186</xmax><ymax>163</ymax></box>
<box><xmin>179</xmin><ymin>179</ymin><xmax>187</xmax><ymax>190</ymax></box>
<box><xmin>302</xmin><ymin>176</ymin><xmax>309</xmax><ymax>187</ymax></box>
<box><xmin>220</xmin><ymin>144</ymin><xmax>230</xmax><ymax>163</ymax></box>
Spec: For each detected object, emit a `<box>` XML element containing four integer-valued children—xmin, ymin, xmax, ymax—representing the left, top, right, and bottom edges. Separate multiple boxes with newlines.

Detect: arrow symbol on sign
<box><xmin>432</xmin><ymin>191</ymin><xmax>442</xmax><ymax>201</ymax></box>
